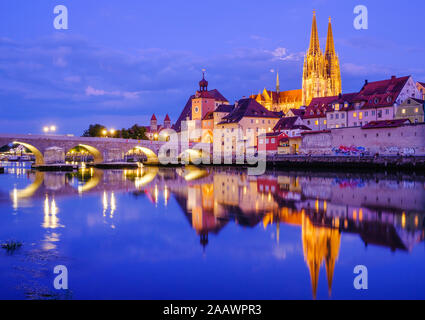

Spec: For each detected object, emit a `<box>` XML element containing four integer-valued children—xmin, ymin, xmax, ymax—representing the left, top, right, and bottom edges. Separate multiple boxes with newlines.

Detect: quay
<box><xmin>267</xmin><ymin>155</ymin><xmax>425</xmax><ymax>172</ymax></box>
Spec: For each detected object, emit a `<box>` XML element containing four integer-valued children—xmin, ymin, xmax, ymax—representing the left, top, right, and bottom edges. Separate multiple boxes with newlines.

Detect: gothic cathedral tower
<box><xmin>302</xmin><ymin>11</ymin><xmax>341</xmax><ymax>106</ymax></box>
<box><xmin>324</xmin><ymin>17</ymin><xmax>342</xmax><ymax>100</ymax></box>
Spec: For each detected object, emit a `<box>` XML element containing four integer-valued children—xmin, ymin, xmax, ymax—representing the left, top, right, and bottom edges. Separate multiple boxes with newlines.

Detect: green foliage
<box><xmin>82</xmin><ymin>124</ymin><xmax>107</xmax><ymax>137</ymax></box>
<box><xmin>82</xmin><ymin>124</ymin><xmax>148</xmax><ymax>140</ymax></box>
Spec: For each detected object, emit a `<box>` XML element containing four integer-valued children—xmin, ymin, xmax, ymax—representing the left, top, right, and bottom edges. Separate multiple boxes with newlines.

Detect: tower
<box><xmin>324</xmin><ymin>17</ymin><xmax>342</xmax><ymax>98</ymax></box>
<box><xmin>302</xmin><ymin>11</ymin><xmax>342</xmax><ymax>106</ymax></box>
<box><xmin>276</xmin><ymin>72</ymin><xmax>280</xmax><ymax>94</ymax></box>
<box><xmin>164</xmin><ymin>114</ymin><xmax>171</xmax><ymax>129</ymax></box>
<box><xmin>150</xmin><ymin>114</ymin><xmax>157</xmax><ymax>132</ymax></box>
<box><xmin>192</xmin><ymin>72</ymin><xmax>215</xmax><ymax>121</ymax></box>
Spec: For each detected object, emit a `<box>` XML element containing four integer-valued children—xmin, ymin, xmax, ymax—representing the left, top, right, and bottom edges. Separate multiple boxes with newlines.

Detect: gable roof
<box><xmin>219</xmin><ymin>98</ymin><xmax>281</xmax><ymax>124</ymax></box>
<box><xmin>273</xmin><ymin>117</ymin><xmax>301</xmax><ymax>131</ymax></box>
<box><xmin>215</xmin><ymin>104</ymin><xmax>235</xmax><ymax>113</ymax></box>
<box><xmin>173</xmin><ymin>89</ymin><xmax>228</xmax><ymax>132</ymax></box>
<box><xmin>209</xmin><ymin>89</ymin><xmax>228</xmax><ymax>102</ymax></box>
<box><xmin>288</xmin><ymin>108</ymin><xmax>305</xmax><ymax>117</ymax></box>
<box><xmin>304</xmin><ymin>96</ymin><xmax>338</xmax><ymax>119</ymax></box>
<box><xmin>358</xmin><ymin>76</ymin><xmax>410</xmax><ymax>108</ymax></box>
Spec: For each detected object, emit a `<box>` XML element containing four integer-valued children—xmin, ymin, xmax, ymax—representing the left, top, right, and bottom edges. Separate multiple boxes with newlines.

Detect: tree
<box><xmin>82</xmin><ymin>124</ymin><xmax>148</xmax><ymax>140</ymax></box>
<box><xmin>82</xmin><ymin>124</ymin><xmax>107</xmax><ymax>137</ymax></box>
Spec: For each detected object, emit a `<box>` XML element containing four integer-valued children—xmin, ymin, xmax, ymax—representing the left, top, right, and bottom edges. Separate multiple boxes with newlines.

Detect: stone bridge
<box><xmin>0</xmin><ymin>134</ymin><xmax>211</xmax><ymax>165</ymax></box>
<box><xmin>0</xmin><ymin>134</ymin><xmax>169</xmax><ymax>165</ymax></box>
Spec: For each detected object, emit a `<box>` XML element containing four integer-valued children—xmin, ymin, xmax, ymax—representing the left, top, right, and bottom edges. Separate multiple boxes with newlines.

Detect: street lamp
<box><xmin>102</xmin><ymin>129</ymin><xmax>108</xmax><ymax>136</ymax></box>
<box><xmin>43</xmin><ymin>126</ymin><xmax>50</xmax><ymax>133</ymax></box>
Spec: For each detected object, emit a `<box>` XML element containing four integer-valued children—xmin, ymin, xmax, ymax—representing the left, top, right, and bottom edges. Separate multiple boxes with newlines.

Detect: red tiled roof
<box><xmin>273</xmin><ymin>116</ymin><xmax>301</xmax><ymax>131</ymax></box>
<box><xmin>362</xmin><ymin>119</ymin><xmax>411</xmax><ymax>129</ymax></box>
<box><xmin>173</xmin><ymin>89</ymin><xmax>228</xmax><ymax>132</ymax></box>
<box><xmin>358</xmin><ymin>76</ymin><xmax>409</xmax><ymax>108</ymax></box>
<box><xmin>418</xmin><ymin>82</ymin><xmax>425</xmax><ymax>88</ymax></box>
<box><xmin>304</xmin><ymin>96</ymin><xmax>338</xmax><ymax>119</ymax></box>
<box><xmin>209</xmin><ymin>89</ymin><xmax>228</xmax><ymax>102</ymax></box>
<box><xmin>289</xmin><ymin>108</ymin><xmax>305</xmax><ymax>117</ymax></box>
<box><xmin>219</xmin><ymin>98</ymin><xmax>281</xmax><ymax>124</ymax></box>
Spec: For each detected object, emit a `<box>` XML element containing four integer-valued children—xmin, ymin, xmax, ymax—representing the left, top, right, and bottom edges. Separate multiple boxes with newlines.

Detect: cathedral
<box><xmin>251</xmin><ymin>11</ymin><xmax>342</xmax><ymax>112</ymax></box>
<box><xmin>302</xmin><ymin>11</ymin><xmax>341</xmax><ymax>106</ymax></box>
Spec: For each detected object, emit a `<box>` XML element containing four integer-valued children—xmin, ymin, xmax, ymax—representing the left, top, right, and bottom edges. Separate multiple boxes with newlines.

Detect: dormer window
<box><xmin>374</xmin><ymin>98</ymin><xmax>379</xmax><ymax>104</ymax></box>
<box><xmin>387</xmin><ymin>96</ymin><xmax>392</xmax><ymax>103</ymax></box>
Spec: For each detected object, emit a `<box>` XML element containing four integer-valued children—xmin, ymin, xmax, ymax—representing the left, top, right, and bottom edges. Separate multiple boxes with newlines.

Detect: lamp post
<box><xmin>43</xmin><ymin>125</ymin><xmax>57</xmax><ymax>135</ymax></box>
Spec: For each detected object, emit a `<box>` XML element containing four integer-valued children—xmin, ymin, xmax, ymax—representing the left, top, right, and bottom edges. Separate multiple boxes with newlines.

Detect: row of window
<box><xmin>259</xmin><ymin>138</ymin><xmax>276</xmax><ymax>144</ymax></box>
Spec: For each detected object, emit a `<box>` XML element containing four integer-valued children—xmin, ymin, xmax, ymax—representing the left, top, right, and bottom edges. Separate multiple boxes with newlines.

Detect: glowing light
<box><xmin>402</xmin><ymin>213</ymin><xmax>406</xmax><ymax>229</ymax></box>
<box><xmin>110</xmin><ymin>192</ymin><xmax>116</xmax><ymax>218</ymax></box>
<box><xmin>103</xmin><ymin>191</ymin><xmax>108</xmax><ymax>217</ymax></box>
<box><xmin>12</xmin><ymin>188</ymin><xmax>18</xmax><ymax>210</ymax></box>
<box><xmin>43</xmin><ymin>126</ymin><xmax>50</xmax><ymax>133</ymax></box>
<box><xmin>50</xmin><ymin>126</ymin><xmax>57</xmax><ymax>132</ymax></box>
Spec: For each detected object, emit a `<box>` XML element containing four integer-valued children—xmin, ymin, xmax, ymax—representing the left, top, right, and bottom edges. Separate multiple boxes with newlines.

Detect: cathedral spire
<box><xmin>308</xmin><ymin>10</ymin><xmax>321</xmax><ymax>55</ymax></box>
<box><xmin>276</xmin><ymin>72</ymin><xmax>280</xmax><ymax>93</ymax></box>
<box><xmin>325</xmin><ymin>17</ymin><xmax>336</xmax><ymax>57</ymax></box>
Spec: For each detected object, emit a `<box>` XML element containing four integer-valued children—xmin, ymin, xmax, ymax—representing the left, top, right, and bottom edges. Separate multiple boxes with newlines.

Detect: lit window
<box><xmin>402</xmin><ymin>109</ymin><xmax>406</xmax><ymax>114</ymax></box>
<box><xmin>315</xmin><ymin>120</ymin><xmax>319</xmax><ymax>126</ymax></box>
<box><xmin>359</xmin><ymin>112</ymin><xmax>363</xmax><ymax>120</ymax></box>
<box><xmin>259</xmin><ymin>139</ymin><xmax>263</xmax><ymax>144</ymax></box>
<box><xmin>415</xmin><ymin>108</ymin><xmax>419</xmax><ymax>113</ymax></box>
<box><xmin>353</xmin><ymin>112</ymin><xmax>357</xmax><ymax>118</ymax></box>
<box><xmin>271</xmin><ymin>138</ymin><xmax>275</xmax><ymax>143</ymax></box>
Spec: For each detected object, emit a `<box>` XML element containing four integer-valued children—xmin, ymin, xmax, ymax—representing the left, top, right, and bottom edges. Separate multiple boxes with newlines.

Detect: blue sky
<box><xmin>1</xmin><ymin>0</ymin><xmax>424</xmax><ymax>135</ymax></box>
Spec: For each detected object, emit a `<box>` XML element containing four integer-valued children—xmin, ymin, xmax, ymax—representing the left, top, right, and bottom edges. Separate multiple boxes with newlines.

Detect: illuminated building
<box><xmin>302</xmin><ymin>12</ymin><xmax>341</xmax><ymax>106</ymax></box>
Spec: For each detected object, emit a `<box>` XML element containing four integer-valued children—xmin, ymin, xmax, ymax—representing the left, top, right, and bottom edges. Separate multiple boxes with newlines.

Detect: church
<box><xmin>251</xmin><ymin>11</ymin><xmax>342</xmax><ymax>112</ymax></box>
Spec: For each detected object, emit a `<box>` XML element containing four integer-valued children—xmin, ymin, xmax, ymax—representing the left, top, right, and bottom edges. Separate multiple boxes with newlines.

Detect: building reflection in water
<box><xmin>6</xmin><ymin>164</ymin><xmax>425</xmax><ymax>299</ymax></box>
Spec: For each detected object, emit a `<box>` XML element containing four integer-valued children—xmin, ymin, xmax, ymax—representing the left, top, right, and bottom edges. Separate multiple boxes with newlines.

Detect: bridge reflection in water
<box><xmin>4</xmin><ymin>163</ymin><xmax>425</xmax><ymax>299</ymax></box>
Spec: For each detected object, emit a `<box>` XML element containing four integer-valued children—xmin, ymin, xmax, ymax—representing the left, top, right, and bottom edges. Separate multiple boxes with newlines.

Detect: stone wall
<box><xmin>301</xmin><ymin>123</ymin><xmax>425</xmax><ymax>156</ymax></box>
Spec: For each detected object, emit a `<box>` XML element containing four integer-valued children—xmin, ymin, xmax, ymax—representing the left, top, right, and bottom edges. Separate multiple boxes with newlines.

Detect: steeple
<box><xmin>325</xmin><ymin>17</ymin><xmax>336</xmax><ymax>57</ymax></box>
<box><xmin>308</xmin><ymin>10</ymin><xmax>321</xmax><ymax>55</ymax></box>
<box><xmin>276</xmin><ymin>72</ymin><xmax>280</xmax><ymax>93</ymax></box>
<box><xmin>199</xmin><ymin>70</ymin><xmax>208</xmax><ymax>92</ymax></box>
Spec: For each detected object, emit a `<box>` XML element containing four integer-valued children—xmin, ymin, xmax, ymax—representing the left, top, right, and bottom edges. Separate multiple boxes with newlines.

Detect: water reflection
<box><xmin>1</xmin><ymin>162</ymin><xmax>425</xmax><ymax>299</ymax></box>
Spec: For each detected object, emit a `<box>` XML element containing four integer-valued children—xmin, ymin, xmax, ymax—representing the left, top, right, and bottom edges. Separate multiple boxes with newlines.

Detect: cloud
<box><xmin>85</xmin><ymin>86</ymin><xmax>140</xmax><ymax>99</ymax></box>
<box><xmin>0</xmin><ymin>34</ymin><xmax>305</xmax><ymax>134</ymax></box>
<box><xmin>269</xmin><ymin>47</ymin><xmax>304</xmax><ymax>61</ymax></box>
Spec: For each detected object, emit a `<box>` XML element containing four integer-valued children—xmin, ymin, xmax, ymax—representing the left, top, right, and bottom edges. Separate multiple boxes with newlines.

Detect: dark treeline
<box><xmin>82</xmin><ymin>124</ymin><xmax>148</xmax><ymax>140</ymax></box>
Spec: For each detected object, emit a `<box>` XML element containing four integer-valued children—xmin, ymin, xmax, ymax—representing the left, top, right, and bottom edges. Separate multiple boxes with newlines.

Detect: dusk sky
<box><xmin>1</xmin><ymin>0</ymin><xmax>425</xmax><ymax>135</ymax></box>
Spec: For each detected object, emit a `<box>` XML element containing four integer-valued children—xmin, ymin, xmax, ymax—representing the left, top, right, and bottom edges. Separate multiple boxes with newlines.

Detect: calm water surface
<box><xmin>0</xmin><ymin>162</ymin><xmax>424</xmax><ymax>300</ymax></box>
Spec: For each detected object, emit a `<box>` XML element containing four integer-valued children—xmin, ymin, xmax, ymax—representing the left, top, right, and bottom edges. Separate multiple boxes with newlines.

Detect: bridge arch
<box><xmin>13</xmin><ymin>141</ymin><xmax>44</xmax><ymax>165</ymax></box>
<box><xmin>126</xmin><ymin>146</ymin><xmax>159</xmax><ymax>165</ymax></box>
<box><xmin>66</xmin><ymin>144</ymin><xmax>104</xmax><ymax>164</ymax></box>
